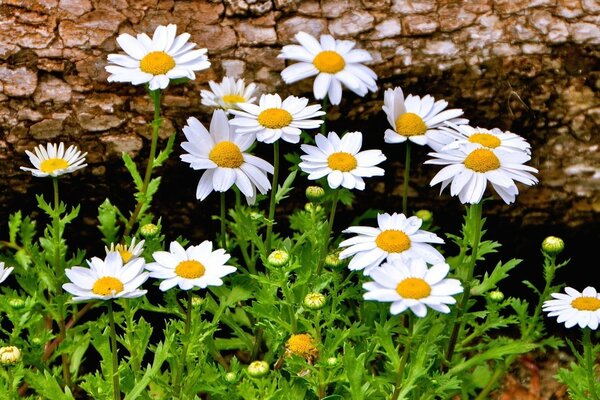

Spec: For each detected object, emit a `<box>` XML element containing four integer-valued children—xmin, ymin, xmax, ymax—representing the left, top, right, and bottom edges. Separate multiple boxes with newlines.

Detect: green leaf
<box><xmin>153</xmin><ymin>133</ymin><xmax>176</xmax><ymax>168</ymax></box>
<box><xmin>123</xmin><ymin>152</ymin><xmax>143</xmax><ymax>191</ymax></box>
<box><xmin>275</xmin><ymin>169</ymin><xmax>297</xmax><ymax>204</ymax></box>
<box><xmin>8</xmin><ymin>211</ymin><xmax>22</xmax><ymax>244</ymax></box>
<box><xmin>97</xmin><ymin>199</ymin><xmax>121</xmax><ymax>246</ymax></box>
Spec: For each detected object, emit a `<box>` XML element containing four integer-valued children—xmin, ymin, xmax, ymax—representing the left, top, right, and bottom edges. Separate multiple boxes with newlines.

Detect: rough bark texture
<box><xmin>0</xmin><ymin>0</ymin><xmax>598</xmax><ymax>276</ymax></box>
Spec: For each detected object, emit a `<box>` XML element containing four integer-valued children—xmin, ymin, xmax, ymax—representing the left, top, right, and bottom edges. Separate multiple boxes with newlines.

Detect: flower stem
<box><xmin>316</xmin><ymin>189</ymin><xmax>340</xmax><ymax>275</ymax></box>
<box><xmin>391</xmin><ymin>315</ymin><xmax>412</xmax><ymax>400</ymax></box>
<box><xmin>402</xmin><ymin>141</ymin><xmax>411</xmax><ymax>216</ymax></box>
<box><xmin>583</xmin><ymin>329</ymin><xmax>600</xmax><ymax>400</ymax></box>
<box><xmin>107</xmin><ymin>300</ymin><xmax>120</xmax><ymax>400</ymax></box>
<box><xmin>175</xmin><ymin>292</ymin><xmax>193</xmax><ymax>398</ymax></box>
<box><xmin>320</xmin><ymin>97</ymin><xmax>328</xmax><ymax>136</ymax></box>
<box><xmin>220</xmin><ymin>191</ymin><xmax>227</xmax><ymax>249</ymax></box>
<box><xmin>265</xmin><ymin>141</ymin><xmax>280</xmax><ymax>254</ymax></box>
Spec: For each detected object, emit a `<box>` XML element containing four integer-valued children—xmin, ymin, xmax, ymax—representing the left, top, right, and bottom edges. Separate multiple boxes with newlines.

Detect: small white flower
<box><xmin>279</xmin><ymin>31</ymin><xmax>377</xmax><ymax>105</ymax></box>
<box><xmin>105</xmin><ymin>238</ymin><xmax>145</xmax><ymax>264</ymax></box>
<box><xmin>425</xmin><ymin>143</ymin><xmax>539</xmax><ymax>205</ymax></box>
<box><xmin>299</xmin><ymin>131</ymin><xmax>385</xmax><ymax>190</ymax></box>
<box><xmin>201</xmin><ymin>76</ymin><xmax>257</xmax><ymax>111</ymax></box>
<box><xmin>0</xmin><ymin>262</ymin><xmax>14</xmax><ymax>284</ymax></box>
<box><xmin>383</xmin><ymin>87</ymin><xmax>467</xmax><ymax>151</ymax></box>
<box><xmin>438</xmin><ymin>122</ymin><xmax>532</xmax><ymax>154</ymax></box>
<box><xmin>363</xmin><ymin>258</ymin><xmax>463</xmax><ymax>317</ymax></box>
<box><xmin>229</xmin><ymin>93</ymin><xmax>324</xmax><ymax>144</ymax></box>
<box><xmin>20</xmin><ymin>142</ymin><xmax>87</xmax><ymax>178</ymax></box>
<box><xmin>339</xmin><ymin>212</ymin><xmax>444</xmax><ymax>275</ymax></box>
<box><xmin>146</xmin><ymin>240</ymin><xmax>236</xmax><ymax>291</ymax></box>
<box><xmin>106</xmin><ymin>24</ymin><xmax>210</xmax><ymax>91</ymax></box>
<box><xmin>543</xmin><ymin>286</ymin><xmax>600</xmax><ymax>330</ymax></box>
<box><xmin>62</xmin><ymin>252</ymin><xmax>148</xmax><ymax>302</ymax></box>
<box><xmin>180</xmin><ymin>109</ymin><xmax>274</xmax><ymax>204</ymax></box>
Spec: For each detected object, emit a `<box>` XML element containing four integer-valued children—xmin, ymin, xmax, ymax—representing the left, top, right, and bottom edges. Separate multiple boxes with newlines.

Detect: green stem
<box><xmin>474</xmin><ymin>363</ymin><xmax>505</xmax><ymax>400</ymax></box>
<box><xmin>108</xmin><ymin>301</ymin><xmax>120</xmax><ymax>400</ymax></box>
<box><xmin>583</xmin><ymin>329</ymin><xmax>600</xmax><ymax>400</ymax></box>
<box><xmin>52</xmin><ymin>177</ymin><xmax>61</xmax><ymax>273</ymax></box>
<box><xmin>124</xmin><ymin>88</ymin><xmax>162</xmax><ymax>237</ymax></box>
<box><xmin>316</xmin><ymin>189</ymin><xmax>340</xmax><ymax>275</ymax></box>
<box><xmin>175</xmin><ymin>292</ymin><xmax>193</xmax><ymax>398</ymax></box>
<box><xmin>402</xmin><ymin>141</ymin><xmax>411</xmax><ymax>216</ymax></box>
<box><xmin>391</xmin><ymin>315</ymin><xmax>413</xmax><ymax>400</ymax></box>
<box><xmin>265</xmin><ymin>141</ymin><xmax>280</xmax><ymax>254</ymax></box>
<box><xmin>220</xmin><ymin>191</ymin><xmax>227</xmax><ymax>249</ymax></box>
<box><xmin>320</xmin><ymin>97</ymin><xmax>328</xmax><ymax>136</ymax></box>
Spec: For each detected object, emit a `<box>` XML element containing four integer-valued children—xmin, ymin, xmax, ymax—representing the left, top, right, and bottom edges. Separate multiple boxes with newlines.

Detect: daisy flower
<box><xmin>339</xmin><ymin>212</ymin><xmax>444</xmax><ymax>275</ymax></box>
<box><xmin>106</xmin><ymin>24</ymin><xmax>210</xmax><ymax>91</ymax></box>
<box><xmin>62</xmin><ymin>252</ymin><xmax>148</xmax><ymax>302</ymax></box>
<box><xmin>0</xmin><ymin>262</ymin><xmax>14</xmax><ymax>284</ymax></box>
<box><xmin>438</xmin><ymin>122</ymin><xmax>532</xmax><ymax>154</ymax></box>
<box><xmin>298</xmin><ymin>131</ymin><xmax>385</xmax><ymax>190</ymax></box>
<box><xmin>200</xmin><ymin>76</ymin><xmax>257</xmax><ymax>111</ymax></box>
<box><xmin>20</xmin><ymin>142</ymin><xmax>87</xmax><ymax>178</ymax></box>
<box><xmin>383</xmin><ymin>86</ymin><xmax>467</xmax><ymax>151</ymax></box>
<box><xmin>543</xmin><ymin>286</ymin><xmax>600</xmax><ymax>330</ymax></box>
<box><xmin>180</xmin><ymin>109</ymin><xmax>274</xmax><ymax>204</ymax></box>
<box><xmin>229</xmin><ymin>93</ymin><xmax>324</xmax><ymax>144</ymax></box>
<box><xmin>425</xmin><ymin>143</ymin><xmax>539</xmax><ymax>205</ymax></box>
<box><xmin>363</xmin><ymin>258</ymin><xmax>463</xmax><ymax>317</ymax></box>
<box><xmin>279</xmin><ymin>31</ymin><xmax>377</xmax><ymax>105</ymax></box>
<box><xmin>105</xmin><ymin>237</ymin><xmax>145</xmax><ymax>263</ymax></box>
<box><xmin>146</xmin><ymin>240</ymin><xmax>236</xmax><ymax>291</ymax></box>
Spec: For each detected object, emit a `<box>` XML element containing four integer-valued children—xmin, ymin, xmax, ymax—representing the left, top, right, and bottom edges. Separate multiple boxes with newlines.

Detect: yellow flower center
<box><xmin>313</xmin><ymin>50</ymin><xmax>346</xmax><ymax>74</ymax></box>
<box><xmin>463</xmin><ymin>148</ymin><xmax>500</xmax><ymax>172</ymax></box>
<box><xmin>40</xmin><ymin>158</ymin><xmax>69</xmax><ymax>174</ymax></box>
<box><xmin>469</xmin><ymin>133</ymin><xmax>501</xmax><ymax>148</ymax></box>
<box><xmin>286</xmin><ymin>333</ymin><xmax>318</xmax><ymax>358</ymax></box>
<box><xmin>114</xmin><ymin>244</ymin><xmax>133</xmax><ymax>263</ymax></box>
<box><xmin>375</xmin><ymin>230</ymin><xmax>411</xmax><ymax>253</ymax></box>
<box><xmin>571</xmin><ymin>297</ymin><xmax>600</xmax><ymax>311</ymax></box>
<box><xmin>395</xmin><ymin>113</ymin><xmax>427</xmax><ymax>137</ymax></box>
<box><xmin>139</xmin><ymin>51</ymin><xmax>175</xmax><ymax>75</ymax></box>
<box><xmin>175</xmin><ymin>260</ymin><xmax>206</xmax><ymax>279</ymax></box>
<box><xmin>257</xmin><ymin>108</ymin><xmax>293</xmax><ymax>129</ymax></box>
<box><xmin>92</xmin><ymin>277</ymin><xmax>124</xmax><ymax>296</ymax></box>
<box><xmin>327</xmin><ymin>152</ymin><xmax>357</xmax><ymax>172</ymax></box>
<box><xmin>396</xmin><ymin>278</ymin><xmax>431</xmax><ymax>299</ymax></box>
<box><xmin>209</xmin><ymin>141</ymin><xmax>244</xmax><ymax>168</ymax></box>
<box><xmin>222</xmin><ymin>94</ymin><xmax>246</xmax><ymax>103</ymax></box>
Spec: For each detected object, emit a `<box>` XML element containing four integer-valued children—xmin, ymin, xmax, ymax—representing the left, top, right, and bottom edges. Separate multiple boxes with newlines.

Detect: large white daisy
<box><xmin>298</xmin><ymin>131</ymin><xmax>385</xmax><ymax>190</ymax></box>
<box><xmin>279</xmin><ymin>31</ymin><xmax>377</xmax><ymax>105</ymax></box>
<box><xmin>180</xmin><ymin>109</ymin><xmax>273</xmax><ymax>204</ymax></box>
<box><xmin>62</xmin><ymin>252</ymin><xmax>148</xmax><ymax>302</ymax></box>
<box><xmin>228</xmin><ymin>93</ymin><xmax>324</xmax><ymax>144</ymax></box>
<box><xmin>363</xmin><ymin>258</ymin><xmax>463</xmax><ymax>317</ymax></box>
<box><xmin>105</xmin><ymin>237</ymin><xmax>145</xmax><ymax>264</ymax></box>
<box><xmin>20</xmin><ymin>142</ymin><xmax>87</xmax><ymax>178</ymax></box>
<box><xmin>543</xmin><ymin>286</ymin><xmax>600</xmax><ymax>330</ymax></box>
<box><xmin>106</xmin><ymin>24</ymin><xmax>210</xmax><ymax>91</ymax></box>
<box><xmin>339</xmin><ymin>212</ymin><xmax>444</xmax><ymax>275</ymax></box>
<box><xmin>383</xmin><ymin>87</ymin><xmax>467</xmax><ymax>151</ymax></box>
<box><xmin>146</xmin><ymin>240</ymin><xmax>236</xmax><ymax>291</ymax></box>
<box><xmin>425</xmin><ymin>143</ymin><xmax>539</xmax><ymax>205</ymax></box>
<box><xmin>438</xmin><ymin>122</ymin><xmax>532</xmax><ymax>155</ymax></box>
<box><xmin>0</xmin><ymin>262</ymin><xmax>14</xmax><ymax>284</ymax></box>
<box><xmin>200</xmin><ymin>76</ymin><xmax>257</xmax><ymax>111</ymax></box>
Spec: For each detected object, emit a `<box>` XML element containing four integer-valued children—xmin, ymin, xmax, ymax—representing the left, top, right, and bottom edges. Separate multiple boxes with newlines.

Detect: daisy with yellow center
<box><xmin>425</xmin><ymin>143</ymin><xmax>539</xmax><ymax>204</ymax></box>
<box><xmin>146</xmin><ymin>240</ymin><xmax>236</xmax><ymax>291</ymax></box>
<box><xmin>105</xmin><ymin>237</ymin><xmax>145</xmax><ymax>263</ymax></box>
<box><xmin>180</xmin><ymin>110</ymin><xmax>274</xmax><ymax>204</ymax></box>
<box><xmin>0</xmin><ymin>261</ymin><xmax>14</xmax><ymax>285</ymax></box>
<box><xmin>62</xmin><ymin>252</ymin><xmax>148</xmax><ymax>302</ymax></box>
<box><xmin>383</xmin><ymin>86</ymin><xmax>467</xmax><ymax>150</ymax></box>
<box><xmin>338</xmin><ymin>212</ymin><xmax>444</xmax><ymax>275</ymax></box>
<box><xmin>105</xmin><ymin>24</ymin><xmax>210</xmax><ymax>91</ymax></box>
<box><xmin>439</xmin><ymin>122</ymin><xmax>532</xmax><ymax>155</ymax></box>
<box><xmin>20</xmin><ymin>142</ymin><xmax>87</xmax><ymax>178</ymax></box>
<box><xmin>543</xmin><ymin>286</ymin><xmax>600</xmax><ymax>330</ymax></box>
<box><xmin>229</xmin><ymin>93</ymin><xmax>325</xmax><ymax>144</ymax></box>
<box><xmin>200</xmin><ymin>76</ymin><xmax>257</xmax><ymax>111</ymax></box>
<box><xmin>363</xmin><ymin>258</ymin><xmax>463</xmax><ymax>317</ymax></box>
<box><xmin>278</xmin><ymin>31</ymin><xmax>377</xmax><ymax>105</ymax></box>
<box><xmin>285</xmin><ymin>333</ymin><xmax>319</xmax><ymax>360</ymax></box>
<box><xmin>298</xmin><ymin>131</ymin><xmax>386</xmax><ymax>190</ymax></box>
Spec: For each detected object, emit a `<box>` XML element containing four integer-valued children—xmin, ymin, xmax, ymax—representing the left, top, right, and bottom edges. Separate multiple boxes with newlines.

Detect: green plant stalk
<box><xmin>175</xmin><ymin>292</ymin><xmax>193</xmax><ymax>398</ymax></box>
<box><xmin>402</xmin><ymin>141</ymin><xmax>411</xmax><ymax>216</ymax></box>
<box><xmin>124</xmin><ymin>88</ymin><xmax>162</xmax><ymax>237</ymax></box>
<box><xmin>265</xmin><ymin>141</ymin><xmax>280</xmax><ymax>254</ymax></box>
<box><xmin>107</xmin><ymin>300</ymin><xmax>121</xmax><ymax>400</ymax></box>
<box><xmin>220</xmin><ymin>191</ymin><xmax>227</xmax><ymax>249</ymax></box>
<box><xmin>391</xmin><ymin>315</ymin><xmax>413</xmax><ymax>400</ymax></box>
<box><xmin>583</xmin><ymin>328</ymin><xmax>600</xmax><ymax>400</ymax></box>
<box><xmin>316</xmin><ymin>189</ymin><xmax>340</xmax><ymax>275</ymax></box>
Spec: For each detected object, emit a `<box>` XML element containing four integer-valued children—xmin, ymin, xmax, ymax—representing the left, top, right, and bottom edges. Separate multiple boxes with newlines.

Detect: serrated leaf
<box><xmin>122</xmin><ymin>153</ymin><xmax>143</xmax><ymax>191</ymax></box>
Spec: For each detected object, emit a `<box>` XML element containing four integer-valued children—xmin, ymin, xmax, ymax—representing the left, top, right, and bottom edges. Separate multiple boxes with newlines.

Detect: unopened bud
<box><xmin>8</xmin><ymin>298</ymin><xmax>25</xmax><ymax>309</ymax></box>
<box><xmin>326</xmin><ymin>357</ymin><xmax>339</xmax><ymax>367</ymax></box>
<box><xmin>247</xmin><ymin>360</ymin><xmax>270</xmax><ymax>377</ymax></box>
<box><xmin>303</xmin><ymin>292</ymin><xmax>326</xmax><ymax>310</ymax></box>
<box><xmin>542</xmin><ymin>236</ymin><xmax>564</xmax><ymax>255</ymax></box>
<box><xmin>324</xmin><ymin>251</ymin><xmax>344</xmax><ymax>268</ymax></box>
<box><xmin>415</xmin><ymin>209</ymin><xmax>433</xmax><ymax>224</ymax></box>
<box><xmin>140</xmin><ymin>223</ymin><xmax>159</xmax><ymax>238</ymax></box>
<box><xmin>224</xmin><ymin>372</ymin><xmax>237</xmax><ymax>383</ymax></box>
<box><xmin>304</xmin><ymin>203</ymin><xmax>323</xmax><ymax>213</ymax></box>
<box><xmin>191</xmin><ymin>295</ymin><xmax>204</xmax><ymax>307</ymax></box>
<box><xmin>489</xmin><ymin>290</ymin><xmax>504</xmax><ymax>302</ymax></box>
<box><xmin>0</xmin><ymin>346</ymin><xmax>21</xmax><ymax>365</ymax></box>
<box><xmin>305</xmin><ymin>186</ymin><xmax>326</xmax><ymax>203</ymax></box>
<box><xmin>268</xmin><ymin>250</ymin><xmax>289</xmax><ymax>267</ymax></box>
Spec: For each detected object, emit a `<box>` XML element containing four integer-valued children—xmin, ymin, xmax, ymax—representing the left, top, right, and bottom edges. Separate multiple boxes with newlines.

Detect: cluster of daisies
<box><xmin>9</xmin><ymin>24</ymin><xmax>598</xmax><ymax>330</ymax></box>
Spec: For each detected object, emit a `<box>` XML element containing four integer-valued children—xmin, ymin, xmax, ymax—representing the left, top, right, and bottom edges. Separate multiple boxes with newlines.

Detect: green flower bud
<box><xmin>303</xmin><ymin>292</ymin><xmax>326</xmax><ymax>310</ymax></box>
<box><xmin>191</xmin><ymin>295</ymin><xmax>204</xmax><ymax>307</ymax></box>
<box><xmin>8</xmin><ymin>298</ymin><xmax>25</xmax><ymax>309</ymax></box>
<box><xmin>304</xmin><ymin>203</ymin><xmax>323</xmax><ymax>213</ymax></box>
<box><xmin>247</xmin><ymin>360</ymin><xmax>270</xmax><ymax>378</ymax></box>
<box><xmin>542</xmin><ymin>236</ymin><xmax>564</xmax><ymax>255</ymax></box>
<box><xmin>268</xmin><ymin>250</ymin><xmax>289</xmax><ymax>267</ymax></box>
<box><xmin>489</xmin><ymin>290</ymin><xmax>504</xmax><ymax>302</ymax></box>
<box><xmin>415</xmin><ymin>209</ymin><xmax>433</xmax><ymax>224</ymax></box>
<box><xmin>305</xmin><ymin>186</ymin><xmax>326</xmax><ymax>203</ymax></box>
<box><xmin>249</xmin><ymin>211</ymin><xmax>264</xmax><ymax>220</ymax></box>
<box><xmin>140</xmin><ymin>223</ymin><xmax>159</xmax><ymax>238</ymax></box>
<box><xmin>324</xmin><ymin>250</ymin><xmax>344</xmax><ymax>268</ymax></box>
<box><xmin>326</xmin><ymin>357</ymin><xmax>339</xmax><ymax>367</ymax></box>
<box><xmin>0</xmin><ymin>346</ymin><xmax>21</xmax><ymax>365</ymax></box>
<box><xmin>224</xmin><ymin>371</ymin><xmax>237</xmax><ymax>383</ymax></box>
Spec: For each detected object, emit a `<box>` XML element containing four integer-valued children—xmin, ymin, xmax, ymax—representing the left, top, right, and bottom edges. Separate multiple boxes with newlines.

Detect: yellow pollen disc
<box><xmin>313</xmin><ymin>50</ymin><xmax>346</xmax><ymax>74</ymax></box>
<box><xmin>257</xmin><ymin>108</ymin><xmax>293</xmax><ymax>129</ymax></box>
<box><xmin>40</xmin><ymin>158</ymin><xmax>69</xmax><ymax>174</ymax></box>
<box><xmin>286</xmin><ymin>333</ymin><xmax>318</xmax><ymax>357</ymax></box>
<box><xmin>469</xmin><ymin>133</ymin><xmax>501</xmax><ymax>148</ymax></box>
<box><xmin>139</xmin><ymin>51</ymin><xmax>175</xmax><ymax>75</ymax></box>
<box><xmin>92</xmin><ymin>277</ymin><xmax>124</xmax><ymax>296</ymax></box>
<box><xmin>375</xmin><ymin>230</ymin><xmax>411</xmax><ymax>253</ymax></box>
<box><xmin>395</xmin><ymin>113</ymin><xmax>427</xmax><ymax>137</ymax></box>
<box><xmin>571</xmin><ymin>297</ymin><xmax>600</xmax><ymax>311</ymax></box>
<box><xmin>175</xmin><ymin>260</ymin><xmax>206</xmax><ymax>279</ymax></box>
<box><xmin>327</xmin><ymin>152</ymin><xmax>357</xmax><ymax>172</ymax></box>
<box><xmin>463</xmin><ymin>148</ymin><xmax>500</xmax><ymax>172</ymax></box>
<box><xmin>396</xmin><ymin>278</ymin><xmax>431</xmax><ymax>299</ymax></box>
<box><xmin>222</xmin><ymin>94</ymin><xmax>246</xmax><ymax>103</ymax></box>
<box><xmin>209</xmin><ymin>141</ymin><xmax>244</xmax><ymax>168</ymax></box>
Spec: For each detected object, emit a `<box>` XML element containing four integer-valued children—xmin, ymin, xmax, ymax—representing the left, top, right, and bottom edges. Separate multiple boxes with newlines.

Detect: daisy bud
<box><xmin>247</xmin><ymin>360</ymin><xmax>270</xmax><ymax>378</ymax></box>
<box><xmin>140</xmin><ymin>223</ymin><xmax>159</xmax><ymax>238</ymax></box>
<box><xmin>0</xmin><ymin>346</ymin><xmax>21</xmax><ymax>365</ymax></box>
<box><xmin>191</xmin><ymin>295</ymin><xmax>204</xmax><ymax>307</ymax></box>
<box><xmin>224</xmin><ymin>371</ymin><xmax>237</xmax><ymax>383</ymax></box>
<box><xmin>31</xmin><ymin>337</ymin><xmax>43</xmax><ymax>346</ymax></box>
<box><xmin>304</xmin><ymin>203</ymin><xmax>323</xmax><ymax>213</ymax></box>
<box><xmin>268</xmin><ymin>250</ymin><xmax>289</xmax><ymax>267</ymax></box>
<box><xmin>305</xmin><ymin>186</ymin><xmax>325</xmax><ymax>203</ymax></box>
<box><xmin>8</xmin><ymin>298</ymin><xmax>25</xmax><ymax>309</ymax></box>
<box><xmin>249</xmin><ymin>211</ymin><xmax>264</xmax><ymax>220</ymax></box>
<box><xmin>326</xmin><ymin>357</ymin><xmax>339</xmax><ymax>367</ymax></box>
<box><xmin>489</xmin><ymin>290</ymin><xmax>504</xmax><ymax>302</ymax></box>
<box><xmin>415</xmin><ymin>209</ymin><xmax>433</xmax><ymax>224</ymax></box>
<box><xmin>324</xmin><ymin>251</ymin><xmax>344</xmax><ymax>268</ymax></box>
<box><xmin>303</xmin><ymin>292</ymin><xmax>326</xmax><ymax>310</ymax></box>
<box><xmin>542</xmin><ymin>236</ymin><xmax>564</xmax><ymax>255</ymax></box>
